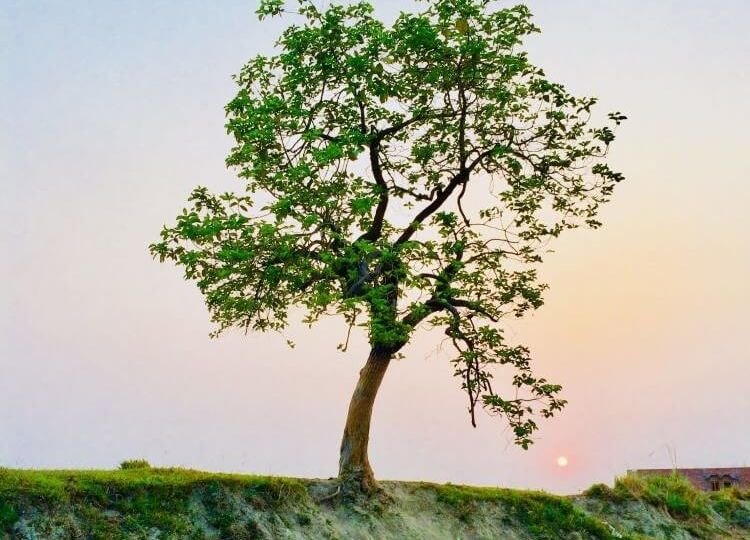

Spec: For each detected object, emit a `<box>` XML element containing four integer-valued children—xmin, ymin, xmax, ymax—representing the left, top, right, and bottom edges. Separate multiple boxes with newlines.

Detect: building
<box><xmin>629</xmin><ymin>468</ymin><xmax>750</xmax><ymax>492</ymax></box>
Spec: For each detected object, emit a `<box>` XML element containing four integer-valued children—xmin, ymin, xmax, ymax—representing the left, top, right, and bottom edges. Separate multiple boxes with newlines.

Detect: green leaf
<box><xmin>154</xmin><ymin>0</ymin><xmax>625</xmax><ymax>454</ymax></box>
<box><xmin>256</xmin><ymin>0</ymin><xmax>284</xmax><ymax>20</ymax></box>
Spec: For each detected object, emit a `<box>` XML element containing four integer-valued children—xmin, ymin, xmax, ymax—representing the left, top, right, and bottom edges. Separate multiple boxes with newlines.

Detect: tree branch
<box><xmin>393</xmin><ymin>140</ymin><xmax>506</xmax><ymax>247</ymax></box>
<box><xmin>393</xmin><ymin>170</ymin><xmax>469</xmax><ymax>246</ymax></box>
<box><xmin>359</xmin><ymin>138</ymin><xmax>388</xmax><ymax>241</ymax></box>
<box><xmin>446</xmin><ymin>298</ymin><xmax>498</xmax><ymax>322</ymax></box>
<box><xmin>360</xmin><ymin>111</ymin><xmax>456</xmax><ymax>243</ymax></box>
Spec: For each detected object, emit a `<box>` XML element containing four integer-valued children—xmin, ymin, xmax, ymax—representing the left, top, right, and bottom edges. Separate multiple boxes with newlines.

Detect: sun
<box><xmin>556</xmin><ymin>456</ymin><xmax>569</xmax><ymax>468</ymax></box>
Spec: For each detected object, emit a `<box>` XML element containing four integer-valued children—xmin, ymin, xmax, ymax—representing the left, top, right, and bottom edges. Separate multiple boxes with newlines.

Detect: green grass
<box><xmin>0</xmin><ymin>467</ymin><xmax>307</xmax><ymax>537</ymax></box>
<box><xmin>586</xmin><ymin>473</ymin><xmax>750</xmax><ymax>536</ymax></box>
<box><xmin>0</xmin><ymin>467</ymin><xmax>306</xmax><ymax>504</ymax></box>
<box><xmin>0</xmin><ymin>498</ymin><xmax>18</xmax><ymax>532</ymax></box>
<box><xmin>2</xmin><ymin>467</ymin><xmax>746</xmax><ymax>538</ymax></box>
<box><xmin>611</xmin><ymin>472</ymin><xmax>710</xmax><ymax>520</ymax></box>
<box><xmin>431</xmin><ymin>483</ymin><xmax>618</xmax><ymax>539</ymax></box>
<box><xmin>586</xmin><ymin>471</ymin><xmax>750</xmax><ymax>527</ymax></box>
<box><xmin>583</xmin><ymin>483</ymin><xmax>628</xmax><ymax>504</ymax></box>
<box><xmin>710</xmin><ymin>488</ymin><xmax>750</xmax><ymax>528</ymax></box>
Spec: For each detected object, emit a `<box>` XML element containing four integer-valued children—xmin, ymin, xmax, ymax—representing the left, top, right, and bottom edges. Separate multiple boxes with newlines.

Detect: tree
<box><xmin>151</xmin><ymin>0</ymin><xmax>625</xmax><ymax>496</ymax></box>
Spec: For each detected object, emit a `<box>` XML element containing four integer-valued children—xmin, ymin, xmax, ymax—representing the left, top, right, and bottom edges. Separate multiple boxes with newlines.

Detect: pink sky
<box><xmin>2</xmin><ymin>0</ymin><xmax>749</xmax><ymax>494</ymax></box>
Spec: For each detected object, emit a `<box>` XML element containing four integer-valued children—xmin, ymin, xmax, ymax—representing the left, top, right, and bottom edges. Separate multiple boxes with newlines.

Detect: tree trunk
<box><xmin>338</xmin><ymin>347</ymin><xmax>392</xmax><ymax>495</ymax></box>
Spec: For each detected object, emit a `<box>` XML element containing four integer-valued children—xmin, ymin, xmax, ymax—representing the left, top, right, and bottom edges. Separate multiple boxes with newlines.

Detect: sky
<box><xmin>1</xmin><ymin>1</ymin><xmax>749</xmax><ymax>494</ymax></box>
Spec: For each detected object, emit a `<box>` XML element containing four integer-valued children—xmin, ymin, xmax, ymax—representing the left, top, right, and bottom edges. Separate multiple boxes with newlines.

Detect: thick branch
<box><xmin>446</xmin><ymin>298</ymin><xmax>498</xmax><ymax>322</ymax></box>
<box><xmin>394</xmin><ymin>170</ymin><xmax>469</xmax><ymax>246</ymax></box>
<box><xmin>393</xmin><ymin>141</ymin><xmax>504</xmax><ymax>247</ymax></box>
<box><xmin>360</xmin><ymin>111</ymin><xmax>455</xmax><ymax>243</ymax></box>
<box><xmin>360</xmin><ymin>138</ymin><xmax>388</xmax><ymax>241</ymax></box>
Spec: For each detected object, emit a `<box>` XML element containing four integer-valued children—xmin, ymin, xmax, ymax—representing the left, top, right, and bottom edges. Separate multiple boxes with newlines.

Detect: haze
<box><xmin>2</xmin><ymin>1</ymin><xmax>748</xmax><ymax>494</ymax></box>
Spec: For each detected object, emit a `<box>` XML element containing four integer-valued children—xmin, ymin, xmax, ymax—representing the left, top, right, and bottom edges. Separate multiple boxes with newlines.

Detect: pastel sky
<box><xmin>2</xmin><ymin>1</ymin><xmax>748</xmax><ymax>494</ymax></box>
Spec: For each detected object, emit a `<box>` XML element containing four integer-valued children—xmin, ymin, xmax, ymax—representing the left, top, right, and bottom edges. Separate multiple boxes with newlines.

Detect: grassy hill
<box><xmin>1</xmin><ymin>465</ymin><xmax>748</xmax><ymax>539</ymax></box>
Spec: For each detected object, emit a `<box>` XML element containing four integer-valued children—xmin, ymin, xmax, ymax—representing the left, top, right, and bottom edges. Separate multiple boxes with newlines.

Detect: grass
<box><xmin>710</xmin><ymin>487</ymin><xmax>750</xmax><ymax>528</ymax></box>
<box><xmin>0</xmin><ymin>467</ymin><xmax>306</xmax><ymax>504</ymax></box>
<box><xmin>586</xmin><ymin>471</ymin><xmax>749</xmax><ymax>528</ymax></box>
<box><xmin>1</xmin><ymin>467</ymin><xmax>747</xmax><ymax>538</ymax></box>
<box><xmin>0</xmin><ymin>498</ymin><xmax>18</xmax><ymax>532</ymax></box>
<box><xmin>0</xmin><ymin>467</ymin><xmax>307</xmax><ymax>537</ymax></box>
<box><xmin>431</xmin><ymin>483</ymin><xmax>619</xmax><ymax>539</ymax></box>
<box><xmin>613</xmin><ymin>472</ymin><xmax>709</xmax><ymax>520</ymax></box>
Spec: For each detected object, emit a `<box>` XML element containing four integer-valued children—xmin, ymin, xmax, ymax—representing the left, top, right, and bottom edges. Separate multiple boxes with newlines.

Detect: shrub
<box><xmin>119</xmin><ymin>459</ymin><xmax>152</xmax><ymax>470</ymax></box>
<box><xmin>614</xmin><ymin>473</ymin><xmax>709</xmax><ymax>520</ymax></box>
<box><xmin>584</xmin><ymin>483</ymin><xmax>626</xmax><ymax>503</ymax></box>
<box><xmin>710</xmin><ymin>489</ymin><xmax>750</xmax><ymax>528</ymax></box>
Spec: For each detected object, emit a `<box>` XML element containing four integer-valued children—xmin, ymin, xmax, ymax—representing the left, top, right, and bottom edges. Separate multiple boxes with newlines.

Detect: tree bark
<box><xmin>338</xmin><ymin>347</ymin><xmax>392</xmax><ymax>495</ymax></box>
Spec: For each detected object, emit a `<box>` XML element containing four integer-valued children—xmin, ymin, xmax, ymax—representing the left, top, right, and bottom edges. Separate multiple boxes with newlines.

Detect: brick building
<box><xmin>629</xmin><ymin>468</ymin><xmax>750</xmax><ymax>491</ymax></box>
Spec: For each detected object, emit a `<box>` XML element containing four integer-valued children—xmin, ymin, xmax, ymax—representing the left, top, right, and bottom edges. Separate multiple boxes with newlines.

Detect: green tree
<box><xmin>151</xmin><ymin>0</ymin><xmax>625</xmax><ymax>495</ymax></box>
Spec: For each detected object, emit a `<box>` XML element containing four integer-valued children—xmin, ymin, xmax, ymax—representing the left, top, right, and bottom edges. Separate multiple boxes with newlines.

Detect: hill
<box><xmin>1</xmin><ymin>467</ymin><xmax>748</xmax><ymax>539</ymax></box>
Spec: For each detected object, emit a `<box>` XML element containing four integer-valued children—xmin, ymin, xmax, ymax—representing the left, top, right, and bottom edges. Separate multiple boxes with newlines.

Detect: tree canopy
<box><xmin>151</xmin><ymin>0</ymin><xmax>624</xmax><ymax>452</ymax></box>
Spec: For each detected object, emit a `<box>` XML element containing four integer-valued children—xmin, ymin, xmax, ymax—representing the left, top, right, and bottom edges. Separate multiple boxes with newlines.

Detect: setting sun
<box><xmin>557</xmin><ymin>456</ymin><xmax>569</xmax><ymax>468</ymax></box>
